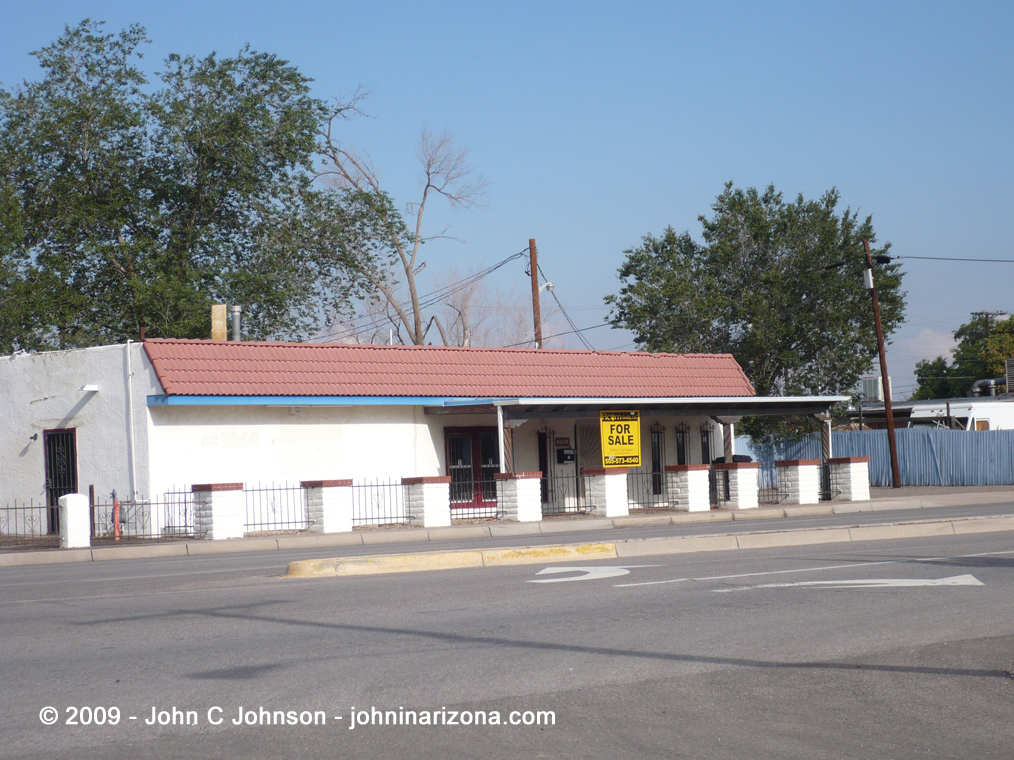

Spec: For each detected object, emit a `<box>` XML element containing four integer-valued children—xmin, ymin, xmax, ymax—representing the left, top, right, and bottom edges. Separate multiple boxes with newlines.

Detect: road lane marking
<box><xmin>611</xmin><ymin>548</ymin><xmax>1014</xmax><ymax>588</ymax></box>
<box><xmin>528</xmin><ymin>565</ymin><xmax>658</xmax><ymax>583</ymax></box>
<box><xmin>712</xmin><ymin>573</ymin><xmax>984</xmax><ymax>592</ymax></box>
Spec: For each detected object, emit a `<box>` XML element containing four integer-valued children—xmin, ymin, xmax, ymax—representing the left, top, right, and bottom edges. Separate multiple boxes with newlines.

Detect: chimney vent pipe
<box><xmin>230</xmin><ymin>306</ymin><xmax>242</xmax><ymax>341</ymax></box>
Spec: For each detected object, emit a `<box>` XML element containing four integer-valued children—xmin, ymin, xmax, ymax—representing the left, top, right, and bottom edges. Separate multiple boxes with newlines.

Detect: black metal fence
<box><xmin>244</xmin><ymin>483</ymin><xmax>310</xmax><ymax>533</ymax></box>
<box><xmin>709</xmin><ymin>469</ymin><xmax>731</xmax><ymax>506</ymax></box>
<box><xmin>627</xmin><ymin>469</ymin><xmax>669</xmax><ymax>510</ymax></box>
<box><xmin>0</xmin><ymin>500</ymin><xmax>58</xmax><ymax>548</ymax></box>
<box><xmin>351</xmin><ymin>479</ymin><xmax>409</xmax><ymax>527</ymax></box>
<box><xmin>91</xmin><ymin>489</ymin><xmax>198</xmax><ymax>542</ymax></box>
<box><xmin>450</xmin><ymin>478</ymin><xmax>500</xmax><ymax>519</ymax></box>
<box><xmin>821</xmin><ymin>465</ymin><xmax>844</xmax><ymax>501</ymax></box>
<box><xmin>540</xmin><ymin>473</ymin><xmax>590</xmax><ymax>515</ymax></box>
<box><xmin>757</xmin><ymin>464</ymin><xmax>787</xmax><ymax>505</ymax></box>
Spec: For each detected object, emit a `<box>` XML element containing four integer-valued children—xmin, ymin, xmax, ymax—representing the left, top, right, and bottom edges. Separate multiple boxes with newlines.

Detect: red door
<box><xmin>445</xmin><ymin>428</ymin><xmax>499</xmax><ymax>510</ymax></box>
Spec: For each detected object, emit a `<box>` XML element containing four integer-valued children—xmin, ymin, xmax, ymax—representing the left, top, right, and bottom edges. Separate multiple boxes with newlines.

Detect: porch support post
<box><xmin>494</xmin><ymin>471</ymin><xmax>542</xmax><ymax>522</ymax></box>
<box><xmin>665</xmin><ymin>465</ymin><xmax>710</xmax><ymax>512</ymax></box>
<box><xmin>192</xmin><ymin>483</ymin><xmax>245</xmax><ymax>540</ymax></box>
<box><xmin>402</xmin><ymin>476</ymin><xmax>452</xmax><ymax>528</ymax></box>
<box><xmin>582</xmin><ymin>467</ymin><xmax>629</xmax><ymax>517</ymax></box>
<box><xmin>815</xmin><ymin>414</ymin><xmax>833</xmax><ymax>500</ymax></box>
<box><xmin>711</xmin><ymin>416</ymin><xmax>740</xmax><ymax>462</ymax></box>
<box><xmin>302</xmin><ymin>479</ymin><xmax>354</xmax><ymax>533</ymax></box>
<box><xmin>713</xmin><ymin>462</ymin><xmax>759</xmax><ymax>509</ymax></box>
<box><xmin>775</xmin><ymin>460</ymin><xmax>821</xmax><ymax>505</ymax></box>
<box><xmin>497</xmin><ymin>404</ymin><xmax>506</xmax><ymax>473</ymax></box>
<box><xmin>820</xmin><ymin>417</ymin><xmax>833</xmax><ymax>461</ymax></box>
<box><xmin>58</xmin><ymin>493</ymin><xmax>91</xmax><ymax>548</ymax></box>
<box><xmin>828</xmin><ymin>457</ymin><xmax>871</xmax><ymax>502</ymax></box>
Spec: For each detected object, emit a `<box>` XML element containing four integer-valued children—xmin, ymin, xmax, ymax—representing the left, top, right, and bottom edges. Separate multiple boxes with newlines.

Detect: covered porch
<box><xmin>424</xmin><ymin>394</ymin><xmax>855</xmax><ymax>521</ymax></box>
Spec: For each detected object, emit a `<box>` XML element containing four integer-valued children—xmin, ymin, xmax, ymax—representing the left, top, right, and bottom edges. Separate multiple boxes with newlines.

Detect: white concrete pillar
<box><xmin>776</xmin><ymin>460</ymin><xmax>821</xmax><ymax>505</ymax></box>
<box><xmin>402</xmin><ymin>477</ymin><xmax>452</xmax><ymax>528</ymax></box>
<box><xmin>58</xmin><ymin>493</ymin><xmax>91</xmax><ymax>548</ymax></box>
<box><xmin>192</xmin><ymin>483</ymin><xmax>245</xmax><ymax>540</ymax></box>
<box><xmin>828</xmin><ymin>457</ymin><xmax>871</xmax><ymax>502</ymax></box>
<box><xmin>715</xmin><ymin>463</ymin><xmax>759</xmax><ymax>509</ymax></box>
<box><xmin>302</xmin><ymin>479</ymin><xmax>354</xmax><ymax>533</ymax></box>
<box><xmin>665</xmin><ymin>465</ymin><xmax>711</xmax><ymax>512</ymax></box>
<box><xmin>494</xmin><ymin>472</ymin><xmax>543</xmax><ymax>522</ymax></box>
<box><xmin>583</xmin><ymin>468</ymin><xmax>630</xmax><ymax>517</ymax></box>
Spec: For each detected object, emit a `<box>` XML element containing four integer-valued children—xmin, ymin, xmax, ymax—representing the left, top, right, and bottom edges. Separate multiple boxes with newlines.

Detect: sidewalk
<box><xmin>2</xmin><ymin>486</ymin><xmax>1012</xmax><ymax>568</ymax></box>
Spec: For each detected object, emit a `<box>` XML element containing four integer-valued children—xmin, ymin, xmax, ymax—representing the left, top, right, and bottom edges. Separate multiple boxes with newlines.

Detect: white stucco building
<box><xmin>1</xmin><ymin>339</ymin><xmax>847</xmax><ymax>534</ymax></box>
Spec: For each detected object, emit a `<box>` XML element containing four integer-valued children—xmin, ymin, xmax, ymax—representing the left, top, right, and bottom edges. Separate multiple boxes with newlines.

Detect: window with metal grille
<box><xmin>699</xmin><ymin>423</ymin><xmax>712</xmax><ymax>465</ymax></box>
<box><xmin>650</xmin><ymin>424</ymin><xmax>665</xmax><ymax>495</ymax></box>
<box><xmin>674</xmin><ymin>423</ymin><xmax>690</xmax><ymax>466</ymax></box>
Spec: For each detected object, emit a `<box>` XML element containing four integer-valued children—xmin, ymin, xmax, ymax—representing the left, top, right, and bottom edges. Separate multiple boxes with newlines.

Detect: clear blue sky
<box><xmin>2</xmin><ymin>1</ymin><xmax>1012</xmax><ymax>398</ymax></box>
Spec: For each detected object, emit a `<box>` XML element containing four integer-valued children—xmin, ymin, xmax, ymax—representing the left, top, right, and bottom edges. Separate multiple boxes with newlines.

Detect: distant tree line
<box><xmin>911</xmin><ymin>313</ymin><xmax>1014</xmax><ymax>399</ymax></box>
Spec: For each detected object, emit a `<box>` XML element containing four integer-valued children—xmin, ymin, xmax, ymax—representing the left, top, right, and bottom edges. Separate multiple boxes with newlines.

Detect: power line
<box><xmin>502</xmin><ymin>322</ymin><xmax>610</xmax><ymax>348</ymax></box>
<box><xmin>312</xmin><ymin>248</ymin><xmax>530</xmax><ymax>343</ymax></box>
<box><xmin>894</xmin><ymin>255</ymin><xmax>1014</xmax><ymax>263</ymax></box>
<box><xmin>535</xmin><ymin>262</ymin><xmax>596</xmax><ymax>350</ymax></box>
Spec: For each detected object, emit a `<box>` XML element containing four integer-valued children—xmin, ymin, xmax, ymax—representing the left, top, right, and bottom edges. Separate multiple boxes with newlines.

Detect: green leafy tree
<box><xmin>605</xmin><ymin>183</ymin><xmax>906</xmax><ymax>441</ymax></box>
<box><xmin>981</xmin><ymin>317</ymin><xmax>1014</xmax><ymax>380</ymax></box>
<box><xmin>910</xmin><ymin>356</ymin><xmax>968</xmax><ymax>400</ymax></box>
<box><xmin>910</xmin><ymin>313</ymin><xmax>1010</xmax><ymax>399</ymax></box>
<box><xmin>0</xmin><ymin>20</ymin><xmax>381</xmax><ymax>352</ymax></box>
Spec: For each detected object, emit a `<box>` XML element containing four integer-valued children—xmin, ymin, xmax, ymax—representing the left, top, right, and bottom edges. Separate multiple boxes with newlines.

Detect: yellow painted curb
<box><xmin>284</xmin><ymin>542</ymin><xmax>617</xmax><ymax>578</ymax></box>
<box><xmin>285</xmin><ymin>550</ymin><xmax>484</xmax><ymax>578</ymax></box>
<box><xmin>481</xmin><ymin>543</ymin><xmax>616</xmax><ymax>565</ymax></box>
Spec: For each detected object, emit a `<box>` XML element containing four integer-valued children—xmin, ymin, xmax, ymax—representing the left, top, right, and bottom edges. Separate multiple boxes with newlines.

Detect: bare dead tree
<box><xmin>437</xmin><ymin>268</ymin><xmax>564</xmax><ymax>349</ymax></box>
<box><xmin>318</xmin><ymin>95</ymin><xmax>488</xmax><ymax>345</ymax></box>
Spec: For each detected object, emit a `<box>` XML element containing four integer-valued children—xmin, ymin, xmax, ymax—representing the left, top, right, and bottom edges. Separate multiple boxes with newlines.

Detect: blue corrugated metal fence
<box><xmin>737</xmin><ymin>430</ymin><xmax>1014</xmax><ymax>487</ymax></box>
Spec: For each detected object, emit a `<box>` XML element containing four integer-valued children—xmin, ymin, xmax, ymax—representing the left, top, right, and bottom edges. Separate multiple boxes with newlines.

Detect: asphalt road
<box><xmin>2</xmin><ymin>530</ymin><xmax>1013</xmax><ymax>759</ymax></box>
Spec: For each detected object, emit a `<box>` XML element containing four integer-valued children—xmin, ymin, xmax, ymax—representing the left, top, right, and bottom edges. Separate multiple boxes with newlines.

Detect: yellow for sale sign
<box><xmin>600</xmin><ymin>410</ymin><xmax>640</xmax><ymax>467</ymax></box>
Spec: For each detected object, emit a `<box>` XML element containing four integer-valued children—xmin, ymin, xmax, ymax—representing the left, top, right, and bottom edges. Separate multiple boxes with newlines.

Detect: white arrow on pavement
<box><xmin>713</xmin><ymin>574</ymin><xmax>984</xmax><ymax>592</ymax></box>
<box><xmin>529</xmin><ymin>566</ymin><xmax>656</xmax><ymax>584</ymax></box>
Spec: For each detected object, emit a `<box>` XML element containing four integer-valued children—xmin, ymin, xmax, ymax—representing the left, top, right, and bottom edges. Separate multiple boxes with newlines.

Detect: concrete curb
<box><xmin>282</xmin><ymin>514</ymin><xmax>1014</xmax><ymax>579</ymax></box>
<box><xmin>284</xmin><ymin>542</ymin><xmax>618</xmax><ymax>578</ymax></box>
<box><xmin>2</xmin><ymin>492</ymin><xmax>1011</xmax><ymax>568</ymax></box>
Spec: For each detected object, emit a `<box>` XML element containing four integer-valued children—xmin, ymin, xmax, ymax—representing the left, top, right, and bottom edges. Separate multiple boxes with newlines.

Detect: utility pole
<box><xmin>864</xmin><ymin>239</ymin><xmax>902</xmax><ymax>488</ymax></box>
<box><xmin>970</xmin><ymin>310</ymin><xmax>1008</xmax><ymax>340</ymax></box>
<box><xmin>529</xmin><ymin>238</ymin><xmax>543</xmax><ymax>349</ymax></box>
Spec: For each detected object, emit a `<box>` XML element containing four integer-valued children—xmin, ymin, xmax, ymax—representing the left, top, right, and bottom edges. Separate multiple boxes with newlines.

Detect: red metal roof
<box><xmin>142</xmin><ymin>339</ymin><xmax>755</xmax><ymax>399</ymax></box>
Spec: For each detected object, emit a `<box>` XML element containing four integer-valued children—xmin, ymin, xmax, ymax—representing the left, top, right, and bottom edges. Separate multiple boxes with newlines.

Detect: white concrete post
<box><xmin>582</xmin><ymin>468</ymin><xmax>630</xmax><ymax>517</ymax></box>
<box><xmin>494</xmin><ymin>471</ymin><xmax>543</xmax><ymax>522</ymax></box>
<box><xmin>192</xmin><ymin>483</ymin><xmax>245</xmax><ymax>540</ymax></box>
<box><xmin>402</xmin><ymin>476</ymin><xmax>452</xmax><ymax>528</ymax></box>
<box><xmin>58</xmin><ymin>493</ymin><xmax>91</xmax><ymax>548</ymax></box>
<box><xmin>302</xmin><ymin>479</ymin><xmax>354</xmax><ymax>533</ymax></box>
<box><xmin>715</xmin><ymin>463</ymin><xmax>759</xmax><ymax>509</ymax></box>
<box><xmin>665</xmin><ymin>465</ymin><xmax>711</xmax><ymax>512</ymax></box>
<box><xmin>828</xmin><ymin>457</ymin><xmax>871</xmax><ymax>502</ymax></box>
<box><xmin>776</xmin><ymin>459</ymin><xmax>821</xmax><ymax>505</ymax></box>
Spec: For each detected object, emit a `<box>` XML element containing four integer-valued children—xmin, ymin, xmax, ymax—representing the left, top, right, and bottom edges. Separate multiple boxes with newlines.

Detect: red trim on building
<box><xmin>581</xmin><ymin>467</ymin><xmax>631</xmax><ymax>476</ymax></box>
<box><xmin>401</xmin><ymin>476</ymin><xmax>452</xmax><ymax>485</ymax></box>
<box><xmin>191</xmin><ymin>483</ymin><xmax>243</xmax><ymax>492</ymax></box>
